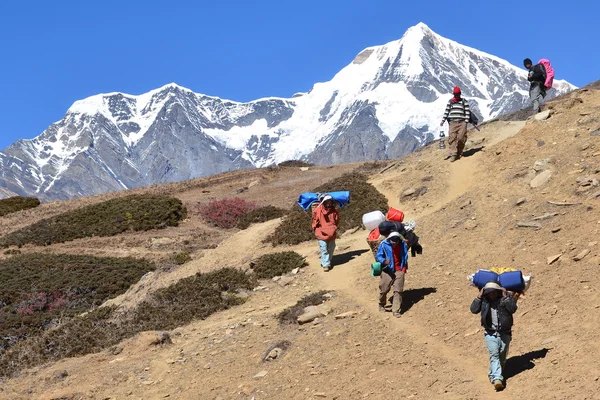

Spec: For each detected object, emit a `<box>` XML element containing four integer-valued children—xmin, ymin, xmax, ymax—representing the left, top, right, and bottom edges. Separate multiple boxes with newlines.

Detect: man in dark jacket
<box><xmin>524</xmin><ymin>58</ymin><xmax>547</xmax><ymax>113</ymax></box>
<box><xmin>470</xmin><ymin>281</ymin><xmax>518</xmax><ymax>391</ymax></box>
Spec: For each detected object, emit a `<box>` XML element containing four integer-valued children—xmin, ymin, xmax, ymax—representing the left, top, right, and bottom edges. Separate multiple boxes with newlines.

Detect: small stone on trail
<box><xmin>402</xmin><ymin>188</ymin><xmax>416</xmax><ymax>197</ymax></box>
<box><xmin>335</xmin><ymin>311</ymin><xmax>358</xmax><ymax>319</ymax></box>
<box><xmin>515</xmin><ymin>197</ymin><xmax>527</xmax><ymax>206</ymax></box>
<box><xmin>534</xmin><ymin>110</ymin><xmax>551</xmax><ymax>121</ymax></box>
<box><xmin>573</xmin><ymin>249</ymin><xmax>591</xmax><ymax>261</ymax></box>
<box><xmin>590</xmin><ymin>129</ymin><xmax>600</xmax><ymax>136</ymax></box>
<box><xmin>530</xmin><ymin>170</ymin><xmax>553</xmax><ymax>188</ymax></box>
<box><xmin>551</xmin><ymin>227</ymin><xmax>562</xmax><ymax>233</ymax></box>
<box><xmin>547</xmin><ymin>254</ymin><xmax>562</xmax><ymax>265</ymax></box>
<box><xmin>463</xmin><ymin>220</ymin><xmax>478</xmax><ymax>230</ymax></box>
<box><xmin>264</xmin><ymin>347</ymin><xmax>283</xmax><ymax>361</ymax></box>
<box><xmin>292</xmin><ymin>268</ymin><xmax>300</xmax><ymax>275</ymax></box>
<box><xmin>254</xmin><ymin>370</ymin><xmax>268</xmax><ymax>379</ymax></box>
<box><xmin>516</xmin><ymin>221</ymin><xmax>542</xmax><ymax>229</ymax></box>
<box><xmin>278</xmin><ymin>276</ymin><xmax>294</xmax><ymax>287</ymax></box>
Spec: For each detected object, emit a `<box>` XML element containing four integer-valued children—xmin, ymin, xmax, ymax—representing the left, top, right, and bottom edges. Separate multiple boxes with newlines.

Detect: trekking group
<box><xmin>308</xmin><ymin>59</ymin><xmax>550</xmax><ymax>392</ymax></box>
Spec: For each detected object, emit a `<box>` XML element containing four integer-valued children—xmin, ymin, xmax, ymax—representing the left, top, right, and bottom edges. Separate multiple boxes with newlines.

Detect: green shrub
<box><xmin>0</xmin><ymin>267</ymin><xmax>255</xmax><ymax>377</ymax></box>
<box><xmin>236</xmin><ymin>205</ymin><xmax>288</xmax><ymax>229</ymax></box>
<box><xmin>266</xmin><ymin>172</ymin><xmax>388</xmax><ymax>246</ymax></box>
<box><xmin>0</xmin><ymin>196</ymin><xmax>40</xmax><ymax>217</ymax></box>
<box><xmin>252</xmin><ymin>251</ymin><xmax>307</xmax><ymax>279</ymax></box>
<box><xmin>133</xmin><ymin>268</ymin><xmax>255</xmax><ymax>331</ymax></box>
<box><xmin>0</xmin><ymin>253</ymin><xmax>154</xmax><ymax>351</ymax></box>
<box><xmin>278</xmin><ymin>160</ymin><xmax>314</xmax><ymax>167</ymax></box>
<box><xmin>277</xmin><ymin>291</ymin><xmax>330</xmax><ymax>325</ymax></box>
<box><xmin>3</xmin><ymin>249</ymin><xmax>21</xmax><ymax>256</ymax></box>
<box><xmin>172</xmin><ymin>251</ymin><xmax>192</xmax><ymax>265</ymax></box>
<box><xmin>0</xmin><ymin>194</ymin><xmax>187</xmax><ymax>247</ymax></box>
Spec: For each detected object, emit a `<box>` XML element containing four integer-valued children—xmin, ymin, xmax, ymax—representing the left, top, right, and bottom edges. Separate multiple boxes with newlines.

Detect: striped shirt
<box><xmin>443</xmin><ymin>98</ymin><xmax>471</xmax><ymax>122</ymax></box>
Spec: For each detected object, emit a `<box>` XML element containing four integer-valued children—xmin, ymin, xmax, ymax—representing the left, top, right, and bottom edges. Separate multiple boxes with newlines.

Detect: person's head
<box><xmin>321</xmin><ymin>195</ymin><xmax>335</xmax><ymax>209</ymax></box>
<box><xmin>453</xmin><ymin>86</ymin><xmax>461</xmax><ymax>98</ymax></box>
<box><xmin>387</xmin><ymin>231</ymin><xmax>402</xmax><ymax>246</ymax></box>
<box><xmin>482</xmin><ymin>281</ymin><xmax>503</xmax><ymax>300</ymax></box>
<box><xmin>523</xmin><ymin>58</ymin><xmax>533</xmax><ymax>69</ymax></box>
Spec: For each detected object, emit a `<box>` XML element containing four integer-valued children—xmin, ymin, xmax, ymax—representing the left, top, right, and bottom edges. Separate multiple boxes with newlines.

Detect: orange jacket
<box><xmin>312</xmin><ymin>204</ymin><xmax>339</xmax><ymax>241</ymax></box>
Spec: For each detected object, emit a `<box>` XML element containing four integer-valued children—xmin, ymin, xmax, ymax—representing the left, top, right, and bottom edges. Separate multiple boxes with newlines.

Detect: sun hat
<box><xmin>387</xmin><ymin>231</ymin><xmax>403</xmax><ymax>242</ymax></box>
<box><xmin>482</xmin><ymin>281</ymin><xmax>503</xmax><ymax>295</ymax></box>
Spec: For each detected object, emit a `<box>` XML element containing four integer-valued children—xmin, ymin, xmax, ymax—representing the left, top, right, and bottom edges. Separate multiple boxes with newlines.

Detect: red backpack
<box><xmin>537</xmin><ymin>59</ymin><xmax>554</xmax><ymax>89</ymax></box>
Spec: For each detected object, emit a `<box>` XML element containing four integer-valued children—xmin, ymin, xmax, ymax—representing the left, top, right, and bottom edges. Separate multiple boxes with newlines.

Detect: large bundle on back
<box><xmin>364</xmin><ymin>207</ymin><xmax>422</xmax><ymax>259</ymax></box>
<box><xmin>468</xmin><ymin>268</ymin><xmax>532</xmax><ymax>293</ymax></box>
<box><xmin>298</xmin><ymin>191</ymin><xmax>350</xmax><ymax>214</ymax></box>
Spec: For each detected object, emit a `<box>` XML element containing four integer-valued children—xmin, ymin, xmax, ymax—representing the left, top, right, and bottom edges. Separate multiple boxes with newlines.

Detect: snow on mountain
<box><xmin>0</xmin><ymin>23</ymin><xmax>576</xmax><ymax>200</ymax></box>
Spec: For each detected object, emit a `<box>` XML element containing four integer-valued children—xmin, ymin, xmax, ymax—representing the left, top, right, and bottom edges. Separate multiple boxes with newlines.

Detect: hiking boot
<box><xmin>378</xmin><ymin>305</ymin><xmax>386</xmax><ymax>312</ymax></box>
<box><xmin>444</xmin><ymin>154</ymin><xmax>454</xmax><ymax>160</ymax></box>
<box><xmin>392</xmin><ymin>312</ymin><xmax>401</xmax><ymax>318</ymax></box>
<box><xmin>449</xmin><ymin>155</ymin><xmax>458</xmax><ymax>162</ymax></box>
<box><xmin>493</xmin><ymin>380</ymin><xmax>504</xmax><ymax>391</ymax></box>
<box><xmin>322</xmin><ymin>266</ymin><xmax>331</xmax><ymax>272</ymax></box>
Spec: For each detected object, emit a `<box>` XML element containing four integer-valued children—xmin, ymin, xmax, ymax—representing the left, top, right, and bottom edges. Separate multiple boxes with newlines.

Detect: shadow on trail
<box><xmin>462</xmin><ymin>146</ymin><xmax>485</xmax><ymax>157</ymax></box>
<box><xmin>504</xmin><ymin>348</ymin><xmax>550</xmax><ymax>381</ymax></box>
<box><xmin>400</xmin><ymin>287</ymin><xmax>437</xmax><ymax>313</ymax></box>
<box><xmin>331</xmin><ymin>249</ymin><xmax>369</xmax><ymax>268</ymax></box>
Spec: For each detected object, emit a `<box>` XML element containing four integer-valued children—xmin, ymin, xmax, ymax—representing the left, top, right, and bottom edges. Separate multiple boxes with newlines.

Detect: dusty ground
<box><xmin>1</xmin><ymin>87</ymin><xmax>600</xmax><ymax>399</ymax></box>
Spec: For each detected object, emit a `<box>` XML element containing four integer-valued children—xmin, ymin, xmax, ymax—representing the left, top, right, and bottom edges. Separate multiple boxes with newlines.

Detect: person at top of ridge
<box><xmin>523</xmin><ymin>58</ymin><xmax>547</xmax><ymax>113</ymax></box>
<box><xmin>440</xmin><ymin>86</ymin><xmax>471</xmax><ymax>162</ymax></box>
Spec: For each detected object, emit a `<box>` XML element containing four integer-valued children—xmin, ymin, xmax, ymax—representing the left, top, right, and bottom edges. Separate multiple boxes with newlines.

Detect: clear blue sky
<box><xmin>0</xmin><ymin>0</ymin><xmax>596</xmax><ymax>150</ymax></box>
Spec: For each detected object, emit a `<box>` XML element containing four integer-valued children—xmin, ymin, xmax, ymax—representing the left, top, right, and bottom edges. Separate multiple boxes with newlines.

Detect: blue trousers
<box><xmin>484</xmin><ymin>332</ymin><xmax>511</xmax><ymax>382</ymax></box>
<box><xmin>318</xmin><ymin>240</ymin><xmax>336</xmax><ymax>268</ymax></box>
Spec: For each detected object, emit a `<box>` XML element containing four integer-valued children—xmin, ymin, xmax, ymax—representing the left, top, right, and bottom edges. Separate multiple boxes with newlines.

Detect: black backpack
<box><xmin>462</xmin><ymin>99</ymin><xmax>480</xmax><ymax>126</ymax></box>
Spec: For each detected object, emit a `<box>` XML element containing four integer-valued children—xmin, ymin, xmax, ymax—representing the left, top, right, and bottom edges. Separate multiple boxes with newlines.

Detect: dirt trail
<box><xmin>293</xmin><ymin>120</ymin><xmax>529</xmax><ymax>397</ymax></box>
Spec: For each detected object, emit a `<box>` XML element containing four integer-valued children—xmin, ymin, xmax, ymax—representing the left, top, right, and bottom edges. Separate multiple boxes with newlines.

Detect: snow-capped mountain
<box><xmin>0</xmin><ymin>23</ymin><xmax>575</xmax><ymax>200</ymax></box>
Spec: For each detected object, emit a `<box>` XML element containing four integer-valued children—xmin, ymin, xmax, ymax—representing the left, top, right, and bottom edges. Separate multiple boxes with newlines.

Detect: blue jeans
<box><xmin>484</xmin><ymin>332</ymin><xmax>511</xmax><ymax>382</ymax></box>
<box><xmin>318</xmin><ymin>240</ymin><xmax>336</xmax><ymax>268</ymax></box>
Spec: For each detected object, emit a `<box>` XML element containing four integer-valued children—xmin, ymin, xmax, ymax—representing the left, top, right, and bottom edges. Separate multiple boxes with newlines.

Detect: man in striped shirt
<box><xmin>440</xmin><ymin>86</ymin><xmax>470</xmax><ymax>162</ymax></box>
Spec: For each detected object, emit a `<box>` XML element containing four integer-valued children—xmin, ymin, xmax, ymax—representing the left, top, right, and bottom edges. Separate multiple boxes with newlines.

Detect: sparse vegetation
<box><xmin>0</xmin><ymin>253</ymin><xmax>155</xmax><ymax>352</ymax></box>
<box><xmin>0</xmin><ymin>196</ymin><xmax>40</xmax><ymax>217</ymax></box>
<box><xmin>199</xmin><ymin>198</ymin><xmax>257</xmax><ymax>229</ymax></box>
<box><xmin>0</xmin><ymin>267</ymin><xmax>255</xmax><ymax>378</ymax></box>
<box><xmin>278</xmin><ymin>160</ymin><xmax>315</xmax><ymax>167</ymax></box>
<box><xmin>0</xmin><ymin>194</ymin><xmax>186</xmax><ymax>248</ymax></box>
<box><xmin>277</xmin><ymin>291</ymin><xmax>330</xmax><ymax>325</ymax></box>
<box><xmin>172</xmin><ymin>251</ymin><xmax>192</xmax><ymax>265</ymax></box>
<box><xmin>251</xmin><ymin>251</ymin><xmax>307</xmax><ymax>279</ymax></box>
<box><xmin>266</xmin><ymin>172</ymin><xmax>388</xmax><ymax>245</ymax></box>
<box><xmin>236</xmin><ymin>205</ymin><xmax>288</xmax><ymax>229</ymax></box>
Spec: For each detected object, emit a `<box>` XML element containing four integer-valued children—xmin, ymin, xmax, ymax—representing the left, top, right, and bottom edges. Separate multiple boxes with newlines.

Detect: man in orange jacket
<box><xmin>312</xmin><ymin>195</ymin><xmax>340</xmax><ymax>272</ymax></box>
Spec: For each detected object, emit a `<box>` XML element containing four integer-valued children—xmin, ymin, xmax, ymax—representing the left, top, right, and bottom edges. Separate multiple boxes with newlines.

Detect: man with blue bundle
<box><xmin>375</xmin><ymin>231</ymin><xmax>408</xmax><ymax>318</ymax></box>
<box><xmin>470</xmin><ymin>281</ymin><xmax>518</xmax><ymax>391</ymax></box>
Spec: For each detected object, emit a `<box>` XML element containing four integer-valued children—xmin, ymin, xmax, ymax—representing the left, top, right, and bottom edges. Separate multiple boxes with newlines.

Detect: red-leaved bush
<box><xmin>16</xmin><ymin>290</ymin><xmax>76</xmax><ymax>316</ymax></box>
<box><xmin>199</xmin><ymin>198</ymin><xmax>257</xmax><ymax>228</ymax></box>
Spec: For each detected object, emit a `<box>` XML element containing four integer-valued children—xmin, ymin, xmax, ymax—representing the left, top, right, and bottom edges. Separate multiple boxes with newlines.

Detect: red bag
<box><xmin>386</xmin><ymin>207</ymin><xmax>404</xmax><ymax>222</ymax></box>
<box><xmin>367</xmin><ymin>228</ymin><xmax>381</xmax><ymax>241</ymax></box>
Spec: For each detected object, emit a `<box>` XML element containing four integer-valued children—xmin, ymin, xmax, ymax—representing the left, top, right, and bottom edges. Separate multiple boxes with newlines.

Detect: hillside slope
<box><xmin>1</xmin><ymin>85</ymin><xmax>599</xmax><ymax>400</ymax></box>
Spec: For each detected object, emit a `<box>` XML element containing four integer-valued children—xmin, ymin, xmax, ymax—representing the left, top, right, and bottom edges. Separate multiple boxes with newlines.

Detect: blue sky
<box><xmin>0</xmin><ymin>0</ymin><xmax>596</xmax><ymax>150</ymax></box>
